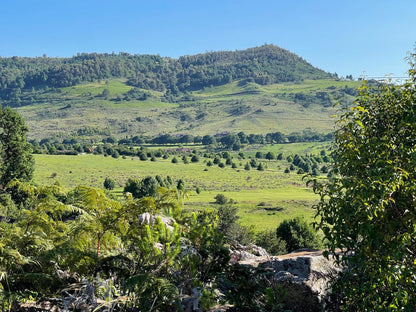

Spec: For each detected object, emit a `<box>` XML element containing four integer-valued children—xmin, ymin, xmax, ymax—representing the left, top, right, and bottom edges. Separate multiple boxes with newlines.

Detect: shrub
<box><xmin>276</xmin><ymin>217</ymin><xmax>321</xmax><ymax>252</ymax></box>
<box><xmin>313</xmin><ymin>60</ymin><xmax>416</xmax><ymax>309</ymax></box>
<box><xmin>255</xmin><ymin>230</ymin><xmax>287</xmax><ymax>255</ymax></box>
<box><xmin>103</xmin><ymin>177</ymin><xmax>115</xmax><ymax>190</ymax></box>
<box><xmin>214</xmin><ymin>194</ymin><xmax>228</xmax><ymax>205</ymax></box>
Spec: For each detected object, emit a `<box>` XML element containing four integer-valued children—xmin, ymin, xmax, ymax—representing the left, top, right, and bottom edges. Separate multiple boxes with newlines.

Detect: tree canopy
<box><xmin>0</xmin><ymin>45</ymin><xmax>332</xmax><ymax>106</ymax></box>
<box><xmin>313</xmin><ymin>56</ymin><xmax>416</xmax><ymax>310</ymax></box>
<box><xmin>0</xmin><ymin>107</ymin><xmax>34</xmax><ymax>186</ymax></box>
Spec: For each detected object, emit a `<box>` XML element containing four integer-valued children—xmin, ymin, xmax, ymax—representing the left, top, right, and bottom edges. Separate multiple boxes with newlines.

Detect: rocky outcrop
<box><xmin>15</xmin><ymin>245</ymin><xmax>341</xmax><ymax>312</ymax></box>
<box><xmin>236</xmin><ymin>248</ymin><xmax>342</xmax><ymax>312</ymax></box>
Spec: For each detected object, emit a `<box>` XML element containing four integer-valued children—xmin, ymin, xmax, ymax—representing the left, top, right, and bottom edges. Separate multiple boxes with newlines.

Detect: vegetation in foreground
<box><xmin>313</xmin><ymin>58</ymin><xmax>416</xmax><ymax>310</ymax></box>
<box><xmin>0</xmin><ymin>105</ymin><xmax>322</xmax><ymax>311</ymax></box>
<box><xmin>1</xmin><ymin>46</ymin><xmax>415</xmax><ymax>311</ymax></box>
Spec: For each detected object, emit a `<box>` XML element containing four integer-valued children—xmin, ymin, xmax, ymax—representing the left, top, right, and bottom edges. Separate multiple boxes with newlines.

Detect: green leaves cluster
<box><xmin>275</xmin><ymin>217</ymin><xmax>321</xmax><ymax>253</ymax></box>
<box><xmin>0</xmin><ymin>182</ymin><xmax>230</xmax><ymax>310</ymax></box>
<box><xmin>313</xmin><ymin>59</ymin><xmax>416</xmax><ymax>310</ymax></box>
<box><xmin>0</xmin><ymin>107</ymin><xmax>34</xmax><ymax>187</ymax></box>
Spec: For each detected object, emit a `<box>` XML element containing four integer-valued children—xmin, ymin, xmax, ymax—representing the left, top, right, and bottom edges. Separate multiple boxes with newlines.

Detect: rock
<box><xmin>227</xmin><ymin>246</ymin><xmax>341</xmax><ymax>311</ymax></box>
<box><xmin>228</xmin><ymin>241</ymin><xmax>270</xmax><ymax>263</ymax></box>
<box><xmin>138</xmin><ymin>212</ymin><xmax>174</xmax><ymax>231</ymax></box>
<box><xmin>253</xmin><ymin>250</ymin><xmax>342</xmax><ymax>312</ymax></box>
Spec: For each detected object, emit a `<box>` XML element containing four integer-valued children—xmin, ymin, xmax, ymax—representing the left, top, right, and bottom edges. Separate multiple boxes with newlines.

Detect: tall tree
<box><xmin>0</xmin><ymin>107</ymin><xmax>34</xmax><ymax>186</ymax></box>
<box><xmin>313</xmin><ymin>58</ymin><xmax>416</xmax><ymax>310</ymax></box>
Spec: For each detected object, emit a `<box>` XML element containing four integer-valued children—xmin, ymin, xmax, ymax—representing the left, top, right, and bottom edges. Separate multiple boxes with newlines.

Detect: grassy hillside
<box><xmin>33</xmin><ymin>141</ymin><xmax>329</xmax><ymax>229</ymax></box>
<box><xmin>0</xmin><ymin>45</ymin><xmax>363</xmax><ymax>140</ymax></box>
<box><xmin>16</xmin><ymin>78</ymin><xmax>362</xmax><ymax>140</ymax></box>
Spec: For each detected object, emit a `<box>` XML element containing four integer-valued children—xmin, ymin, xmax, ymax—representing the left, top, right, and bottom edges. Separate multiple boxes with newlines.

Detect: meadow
<box><xmin>17</xmin><ymin>78</ymin><xmax>361</xmax><ymax>141</ymax></box>
<box><xmin>34</xmin><ymin>142</ymin><xmax>327</xmax><ymax>230</ymax></box>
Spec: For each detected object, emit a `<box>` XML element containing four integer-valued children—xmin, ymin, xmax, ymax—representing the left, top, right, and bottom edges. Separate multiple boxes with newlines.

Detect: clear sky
<box><xmin>1</xmin><ymin>0</ymin><xmax>415</xmax><ymax>79</ymax></box>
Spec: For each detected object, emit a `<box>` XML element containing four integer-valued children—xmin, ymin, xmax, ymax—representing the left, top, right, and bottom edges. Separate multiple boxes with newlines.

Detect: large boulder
<box><xmin>237</xmin><ymin>249</ymin><xmax>342</xmax><ymax>312</ymax></box>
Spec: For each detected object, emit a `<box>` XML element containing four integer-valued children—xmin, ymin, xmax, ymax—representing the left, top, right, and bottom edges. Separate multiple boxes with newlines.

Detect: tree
<box><xmin>313</xmin><ymin>60</ymin><xmax>416</xmax><ymax>310</ymax></box>
<box><xmin>0</xmin><ymin>107</ymin><xmax>34</xmax><ymax>186</ymax></box>
<box><xmin>275</xmin><ymin>217</ymin><xmax>320</xmax><ymax>252</ymax></box>
<box><xmin>73</xmin><ymin>186</ymin><xmax>126</xmax><ymax>258</ymax></box>
<box><xmin>103</xmin><ymin>177</ymin><xmax>116</xmax><ymax>190</ymax></box>
<box><xmin>214</xmin><ymin>193</ymin><xmax>228</xmax><ymax>205</ymax></box>
<box><xmin>202</xmin><ymin>135</ymin><xmax>216</xmax><ymax>146</ymax></box>
<box><xmin>257</xmin><ymin>163</ymin><xmax>264</xmax><ymax>171</ymax></box>
<box><xmin>265</xmin><ymin>151</ymin><xmax>275</xmax><ymax>161</ymax></box>
<box><xmin>255</xmin><ymin>229</ymin><xmax>286</xmax><ymax>255</ymax></box>
<box><xmin>255</xmin><ymin>151</ymin><xmax>264</xmax><ymax>159</ymax></box>
<box><xmin>124</xmin><ymin>176</ymin><xmax>159</xmax><ymax>199</ymax></box>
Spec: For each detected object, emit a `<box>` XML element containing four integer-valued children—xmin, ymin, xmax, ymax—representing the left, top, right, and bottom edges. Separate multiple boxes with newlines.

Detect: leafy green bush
<box><xmin>214</xmin><ymin>193</ymin><xmax>228</xmax><ymax>205</ymax></box>
<box><xmin>255</xmin><ymin>229</ymin><xmax>287</xmax><ymax>255</ymax></box>
<box><xmin>275</xmin><ymin>217</ymin><xmax>321</xmax><ymax>252</ymax></box>
<box><xmin>103</xmin><ymin>177</ymin><xmax>115</xmax><ymax>190</ymax></box>
<box><xmin>313</xmin><ymin>60</ymin><xmax>416</xmax><ymax>310</ymax></box>
<box><xmin>0</xmin><ymin>182</ymin><xmax>231</xmax><ymax>310</ymax></box>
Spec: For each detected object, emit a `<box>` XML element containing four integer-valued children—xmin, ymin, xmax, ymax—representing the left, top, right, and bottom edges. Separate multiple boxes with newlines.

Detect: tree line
<box><xmin>0</xmin><ymin>45</ymin><xmax>333</xmax><ymax>106</ymax></box>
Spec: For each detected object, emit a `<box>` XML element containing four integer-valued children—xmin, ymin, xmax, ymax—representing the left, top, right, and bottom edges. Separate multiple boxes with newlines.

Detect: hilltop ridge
<box><xmin>0</xmin><ymin>45</ymin><xmax>360</xmax><ymax>140</ymax></box>
<box><xmin>0</xmin><ymin>44</ymin><xmax>332</xmax><ymax>106</ymax></box>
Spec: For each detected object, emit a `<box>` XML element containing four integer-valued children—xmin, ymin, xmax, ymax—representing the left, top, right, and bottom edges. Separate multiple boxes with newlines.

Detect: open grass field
<box><xmin>33</xmin><ymin>142</ymin><xmax>326</xmax><ymax>230</ymax></box>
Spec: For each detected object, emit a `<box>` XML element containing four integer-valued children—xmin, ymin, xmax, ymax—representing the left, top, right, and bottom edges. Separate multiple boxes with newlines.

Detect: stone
<box><xmin>241</xmin><ymin>249</ymin><xmax>342</xmax><ymax>312</ymax></box>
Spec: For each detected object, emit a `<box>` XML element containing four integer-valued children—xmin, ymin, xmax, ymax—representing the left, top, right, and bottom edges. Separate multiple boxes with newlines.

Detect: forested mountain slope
<box><xmin>0</xmin><ymin>44</ymin><xmax>331</xmax><ymax>102</ymax></box>
<box><xmin>0</xmin><ymin>45</ymin><xmax>361</xmax><ymax>140</ymax></box>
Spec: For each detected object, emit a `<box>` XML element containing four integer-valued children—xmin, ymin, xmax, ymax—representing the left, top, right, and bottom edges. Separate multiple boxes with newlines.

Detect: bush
<box><xmin>276</xmin><ymin>217</ymin><xmax>321</xmax><ymax>252</ymax></box>
<box><xmin>123</xmin><ymin>176</ymin><xmax>158</xmax><ymax>198</ymax></box>
<box><xmin>214</xmin><ymin>194</ymin><xmax>228</xmax><ymax>205</ymax></box>
<box><xmin>103</xmin><ymin>177</ymin><xmax>115</xmax><ymax>190</ymax></box>
<box><xmin>313</xmin><ymin>60</ymin><xmax>416</xmax><ymax>310</ymax></box>
<box><xmin>255</xmin><ymin>230</ymin><xmax>287</xmax><ymax>255</ymax></box>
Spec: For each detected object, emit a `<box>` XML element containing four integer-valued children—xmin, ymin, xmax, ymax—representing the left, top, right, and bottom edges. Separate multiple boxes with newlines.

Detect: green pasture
<box><xmin>62</xmin><ymin>79</ymin><xmax>133</xmax><ymax>96</ymax></box>
<box><xmin>18</xmin><ymin>78</ymin><xmax>355</xmax><ymax>141</ymax></box>
<box><xmin>34</xmin><ymin>152</ymin><xmax>321</xmax><ymax>229</ymax></box>
<box><xmin>194</xmin><ymin>79</ymin><xmax>362</xmax><ymax>98</ymax></box>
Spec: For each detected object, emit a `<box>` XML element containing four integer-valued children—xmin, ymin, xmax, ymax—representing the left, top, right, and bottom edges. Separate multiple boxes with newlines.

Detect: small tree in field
<box><xmin>312</xmin><ymin>56</ymin><xmax>416</xmax><ymax>310</ymax></box>
<box><xmin>103</xmin><ymin>177</ymin><xmax>115</xmax><ymax>190</ymax></box>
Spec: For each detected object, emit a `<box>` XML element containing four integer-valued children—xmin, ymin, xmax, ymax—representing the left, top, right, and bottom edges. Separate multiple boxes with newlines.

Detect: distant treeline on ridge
<box><xmin>0</xmin><ymin>44</ymin><xmax>333</xmax><ymax>105</ymax></box>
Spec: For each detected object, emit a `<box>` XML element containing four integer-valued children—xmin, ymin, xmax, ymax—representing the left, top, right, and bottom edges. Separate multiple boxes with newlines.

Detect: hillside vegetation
<box><xmin>0</xmin><ymin>45</ymin><xmax>362</xmax><ymax>140</ymax></box>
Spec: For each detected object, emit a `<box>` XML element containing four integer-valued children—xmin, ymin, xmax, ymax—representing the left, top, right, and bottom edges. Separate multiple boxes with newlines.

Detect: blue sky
<box><xmin>1</xmin><ymin>0</ymin><xmax>415</xmax><ymax>78</ymax></box>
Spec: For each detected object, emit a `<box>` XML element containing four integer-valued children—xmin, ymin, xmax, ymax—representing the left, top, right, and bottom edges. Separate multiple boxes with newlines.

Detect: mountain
<box><xmin>0</xmin><ymin>45</ymin><xmax>361</xmax><ymax>140</ymax></box>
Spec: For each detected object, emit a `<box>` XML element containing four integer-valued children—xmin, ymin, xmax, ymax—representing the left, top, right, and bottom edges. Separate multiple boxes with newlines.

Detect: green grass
<box><xmin>239</xmin><ymin>142</ymin><xmax>332</xmax><ymax>157</ymax></box>
<box><xmin>62</xmin><ymin>79</ymin><xmax>133</xmax><ymax>96</ymax></box>
<box><xmin>17</xmin><ymin>78</ymin><xmax>360</xmax><ymax>141</ymax></box>
<box><xmin>34</xmin><ymin>151</ymin><xmax>322</xmax><ymax>229</ymax></box>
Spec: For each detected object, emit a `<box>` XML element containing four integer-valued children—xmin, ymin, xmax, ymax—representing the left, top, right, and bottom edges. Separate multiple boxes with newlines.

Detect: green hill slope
<box><xmin>0</xmin><ymin>45</ymin><xmax>362</xmax><ymax>140</ymax></box>
<box><xmin>16</xmin><ymin>78</ymin><xmax>360</xmax><ymax>140</ymax></box>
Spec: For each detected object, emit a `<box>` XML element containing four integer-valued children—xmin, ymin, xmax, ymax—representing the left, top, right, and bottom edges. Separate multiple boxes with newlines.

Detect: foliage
<box><xmin>0</xmin><ymin>107</ymin><xmax>34</xmax><ymax>187</ymax></box>
<box><xmin>312</xmin><ymin>59</ymin><xmax>416</xmax><ymax>310</ymax></box>
<box><xmin>275</xmin><ymin>217</ymin><xmax>321</xmax><ymax>252</ymax></box>
<box><xmin>220</xmin><ymin>264</ymin><xmax>286</xmax><ymax>311</ymax></box>
<box><xmin>214</xmin><ymin>193</ymin><xmax>228</xmax><ymax>205</ymax></box>
<box><xmin>123</xmin><ymin>176</ymin><xmax>160</xmax><ymax>199</ymax></box>
<box><xmin>103</xmin><ymin>177</ymin><xmax>115</xmax><ymax>190</ymax></box>
<box><xmin>255</xmin><ymin>229</ymin><xmax>287</xmax><ymax>255</ymax></box>
<box><xmin>0</xmin><ymin>45</ymin><xmax>331</xmax><ymax>108</ymax></box>
<box><xmin>0</xmin><ymin>182</ymin><xmax>231</xmax><ymax>310</ymax></box>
